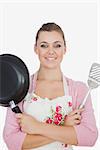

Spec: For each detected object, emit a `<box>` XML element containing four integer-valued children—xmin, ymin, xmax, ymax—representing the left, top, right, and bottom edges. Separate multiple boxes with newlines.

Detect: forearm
<box><xmin>37</xmin><ymin>123</ymin><xmax>78</xmax><ymax>145</ymax></box>
<box><xmin>22</xmin><ymin>134</ymin><xmax>54</xmax><ymax>149</ymax></box>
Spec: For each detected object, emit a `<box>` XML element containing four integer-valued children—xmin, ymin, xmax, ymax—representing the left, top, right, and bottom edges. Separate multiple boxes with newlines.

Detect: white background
<box><xmin>0</xmin><ymin>0</ymin><xmax>100</xmax><ymax>150</ymax></box>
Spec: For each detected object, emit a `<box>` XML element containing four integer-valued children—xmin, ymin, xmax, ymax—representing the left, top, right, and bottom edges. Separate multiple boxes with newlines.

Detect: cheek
<box><xmin>38</xmin><ymin>51</ymin><xmax>46</xmax><ymax>61</ymax></box>
<box><xmin>37</xmin><ymin>49</ymin><xmax>45</xmax><ymax>57</ymax></box>
<box><xmin>57</xmin><ymin>51</ymin><xmax>64</xmax><ymax>59</ymax></box>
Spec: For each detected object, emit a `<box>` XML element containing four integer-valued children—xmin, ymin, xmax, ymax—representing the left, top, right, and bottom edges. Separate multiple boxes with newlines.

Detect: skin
<box><xmin>34</xmin><ymin>31</ymin><xmax>66</xmax><ymax>70</ymax></box>
<box><xmin>16</xmin><ymin>31</ymin><xmax>84</xmax><ymax>149</ymax></box>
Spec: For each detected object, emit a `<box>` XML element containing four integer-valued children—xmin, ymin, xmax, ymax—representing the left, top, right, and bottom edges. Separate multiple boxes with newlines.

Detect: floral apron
<box><xmin>24</xmin><ymin>74</ymin><xmax>73</xmax><ymax>150</ymax></box>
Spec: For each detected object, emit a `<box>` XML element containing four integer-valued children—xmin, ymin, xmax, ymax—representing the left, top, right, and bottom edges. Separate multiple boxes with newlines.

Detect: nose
<box><xmin>48</xmin><ymin>46</ymin><xmax>55</xmax><ymax>55</ymax></box>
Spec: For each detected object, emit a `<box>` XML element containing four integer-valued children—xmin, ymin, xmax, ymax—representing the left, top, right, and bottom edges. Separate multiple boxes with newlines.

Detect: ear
<box><xmin>34</xmin><ymin>44</ymin><xmax>38</xmax><ymax>54</ymax></box>
<box><xmin>64</xmin><ymin>46</ymin><xmax>66</xmax><ymax>54</ymax></box>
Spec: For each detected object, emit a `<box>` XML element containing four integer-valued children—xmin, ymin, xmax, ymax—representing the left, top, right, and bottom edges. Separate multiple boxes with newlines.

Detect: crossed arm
<box><xmin>3</xmin><ymin>82</ymin><xmax>98</xmax><ymax>150</ymax></box>
<box><xmin>16</xmin><ymin>109</ymin><xmax>83</xmax><ymax>149</ymax></box>
<box><xmin>3</xmin><ymin>103</ymin><xmax>98</xmax><ymax>150</ymax></box>
<box><xmin>21</xmin><ymin>134</ymin><xmax>53</xmax><ymax>150</ymax></box>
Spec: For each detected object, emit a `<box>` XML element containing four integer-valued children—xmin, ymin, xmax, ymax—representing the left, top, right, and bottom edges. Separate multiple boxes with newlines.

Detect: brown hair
<box><xmin>35</xmin><ymin>22</ymin><xmax>66</xmax><ymax>46</ymax></box>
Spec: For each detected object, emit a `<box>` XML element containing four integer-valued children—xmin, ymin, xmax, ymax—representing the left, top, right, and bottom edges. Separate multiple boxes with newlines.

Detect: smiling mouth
<box><xmin>45</xmin><ymin>57</ymin><xmax>57</xmax><ymax>61</ymax></box>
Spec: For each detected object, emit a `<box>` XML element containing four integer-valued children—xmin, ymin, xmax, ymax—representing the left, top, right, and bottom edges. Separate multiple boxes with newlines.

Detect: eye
<box><xmin>54</xmin><ymin>44</ymin><xmax>62</xmax><ymax>48</ymax></box>
<box><xmin>40</xmin><ymin>44</ymin><xmax>48</xmax><ymax>48</ymax></box>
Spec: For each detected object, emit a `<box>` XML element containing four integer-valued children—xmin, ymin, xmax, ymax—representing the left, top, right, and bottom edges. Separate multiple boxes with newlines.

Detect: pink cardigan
<box><xmin>3</xmin><ymin>75</ymin><xmax>98</xmax><ymax>150</ymax></box>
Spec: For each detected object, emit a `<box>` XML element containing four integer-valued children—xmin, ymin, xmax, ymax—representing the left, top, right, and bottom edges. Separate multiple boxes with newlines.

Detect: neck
<box><xmin>37</xmin><ymin>66</ymin><xmax>62</xmax><ymax>81</ymax></box>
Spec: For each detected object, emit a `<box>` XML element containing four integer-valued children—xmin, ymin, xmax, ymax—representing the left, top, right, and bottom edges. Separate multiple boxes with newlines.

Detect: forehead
<box><xmin>37</xmin><ymin>31</ymin><xmax>64</xmax><ymax>43</ymax></box>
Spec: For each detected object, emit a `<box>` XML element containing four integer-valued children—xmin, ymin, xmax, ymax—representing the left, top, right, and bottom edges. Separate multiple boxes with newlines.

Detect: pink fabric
<box><xmin>3</xmin><ymin>74</ymin><xmax>98</xmax><ymax>150</ymax></box>
<box><xmin>67</xmin><ymin>78</ymin><xmax>98</xmax><ymax>146</ymax></box>
<box><xmin>3</xmin><ymin>102</ymin><xmax>27</xmax><ymax>150</ymax></box>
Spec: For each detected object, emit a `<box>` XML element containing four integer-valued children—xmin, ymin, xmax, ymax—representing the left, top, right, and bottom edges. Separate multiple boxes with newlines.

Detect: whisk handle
<box><xmin>79</xmin><ymin>88</ymin><xmax>92</xmax><ymax>109</ymax></box>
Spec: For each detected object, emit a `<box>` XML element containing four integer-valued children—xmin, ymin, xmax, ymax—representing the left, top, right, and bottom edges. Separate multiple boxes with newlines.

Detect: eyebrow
<box><xmin>40</xmin><ymin>41</ymin><xmax>62</xmax><ymax>44</ymax></box>
<box><xmin>40</xmin><ymin>41</ymin><xmax>48</xmax><ymax>44</ymax></box>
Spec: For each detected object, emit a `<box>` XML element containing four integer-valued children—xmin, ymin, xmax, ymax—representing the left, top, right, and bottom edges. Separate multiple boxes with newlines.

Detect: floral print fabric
<box><xmin>24</xmin><ymin>92</ymin><xmax>73</xmax><ymax>150</ymax></box>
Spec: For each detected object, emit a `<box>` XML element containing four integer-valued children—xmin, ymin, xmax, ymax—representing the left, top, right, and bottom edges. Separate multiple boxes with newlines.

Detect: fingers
<box><xmin>73</xmin><ymin>113</ymin><xmax>81</xmax><ymax>120</ymax></box>
<box><xmin>69</xmin><ymin>108</ymin><xmax>84</xmax><ymax>116</ymax></box>
<box><xmin>15</xmin><ymin>113</ymin><xmax>23</xmax><ymax>119</ymax></box>
<box><xmin>78</xmin><ymin>108</ymin><xmax>84</xmax><ymax>113</ymax></box>
<box><xmin>66</xmin><ymin>113</ymin><xmax>81</xmax><ymax>122</ymax></box>
<box><xmin>65</xmin><ymin>108</ymin><xmax>84</xmax><ymax>126</ymax></box>
<box><xmin>74</xmin><ymin>119</ymin><xmax>81</xmax><ymax>125</ymax></box>
<box><xmin>15</xmin><ymin>113</ymin><xmax>23</xmax><ymax>125</ymax></box>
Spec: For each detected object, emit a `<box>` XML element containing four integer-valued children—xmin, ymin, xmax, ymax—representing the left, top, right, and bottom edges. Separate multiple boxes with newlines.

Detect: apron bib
<box><xmin>24</xmin><ymin>74</ymin><xmax>73</xmax><ymax>150</ymax></box>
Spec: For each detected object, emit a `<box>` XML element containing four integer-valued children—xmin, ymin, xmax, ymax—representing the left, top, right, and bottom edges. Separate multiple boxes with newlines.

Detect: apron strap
<box><xmin>29</xmin><ymin>72</ymin><xmax>37</xmax><ymax>93</ymax></box>
<box><xmin>63</xmin><ymin>75</ymin><xmax>69</xmax><ymax>96</ymax></box>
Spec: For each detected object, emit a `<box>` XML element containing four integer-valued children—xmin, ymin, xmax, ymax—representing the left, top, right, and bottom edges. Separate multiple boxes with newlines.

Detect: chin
<box><xmin>41</xmin><ymin>59</ymin><xmax>61</xmax><ymax>69</ymax></box>
<box><xmin>43</xmin><ymin>64</ymin><xmax>59</xmax><ymax>69</ymax></box>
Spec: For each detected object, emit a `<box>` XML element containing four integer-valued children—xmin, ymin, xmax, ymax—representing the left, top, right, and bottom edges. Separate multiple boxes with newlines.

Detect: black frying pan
<box><xmin>0</xmin><ymin>54</ymin><xmax>30</xmax><ymax>113</ymax></box>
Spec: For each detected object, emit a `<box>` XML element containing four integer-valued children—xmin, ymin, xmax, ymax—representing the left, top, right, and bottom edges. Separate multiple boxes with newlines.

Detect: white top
<box><xmin>24</xmin><ymin>74</ymin><xmax>73</xmax><ymax>150</ymax></box>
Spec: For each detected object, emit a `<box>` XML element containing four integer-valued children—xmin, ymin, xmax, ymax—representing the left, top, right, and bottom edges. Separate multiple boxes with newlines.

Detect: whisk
<box><xmin>79</xmin><ymin>63</ymin><xmax>100</xmax><ymax>109</ymax></box>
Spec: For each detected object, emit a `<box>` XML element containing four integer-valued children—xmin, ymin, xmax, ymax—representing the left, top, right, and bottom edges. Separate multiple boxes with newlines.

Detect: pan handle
<box><xmin>12</xmin><ymin>105</ymin><xmax>22</xmax><ymax>113</ymax></box>
<box><xmin>9</xmin><ymin>100</ymin><xmax>22</xmax><ymax>113</ymax></box>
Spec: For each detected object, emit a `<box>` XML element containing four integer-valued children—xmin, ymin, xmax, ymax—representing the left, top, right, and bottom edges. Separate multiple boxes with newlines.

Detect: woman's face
<box><xmin>35</xmin><ymin>31</ymin><xmax>66</xmax><ymax>69</ymax></box>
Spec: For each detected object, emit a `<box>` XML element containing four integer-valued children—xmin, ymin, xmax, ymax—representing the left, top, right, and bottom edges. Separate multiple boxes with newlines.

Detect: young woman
<box><xmin>3</xmin><ymin>23</ymin><xmax>98</xmax><ymax>150</ymax></box>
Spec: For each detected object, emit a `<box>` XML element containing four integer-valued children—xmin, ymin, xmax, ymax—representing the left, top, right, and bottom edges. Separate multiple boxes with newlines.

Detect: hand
<box><xmin>64</xmin><ymin>108</ymin><xmax>84</xmax><ymax>126</ymax></box>
<box><xmin>15</xmin><ymin>113</ymin><xmax>40</xmax><ymax>134</ymax></box>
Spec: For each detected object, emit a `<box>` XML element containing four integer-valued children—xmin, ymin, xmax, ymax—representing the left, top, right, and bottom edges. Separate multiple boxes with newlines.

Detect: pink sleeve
<box><xmin>69</xmin><ymin>80</ymin><xmax>98</xmax><ymax>146</ymax></box>
<box><xmin>3</xmin><ymin>75</ymin><xmax>34</xmax><ymax>150</ymax></box>
<box><xmin>3</xmin><ymin>102</ymin><xmax>26</xmax><ymax>150</ymax></box>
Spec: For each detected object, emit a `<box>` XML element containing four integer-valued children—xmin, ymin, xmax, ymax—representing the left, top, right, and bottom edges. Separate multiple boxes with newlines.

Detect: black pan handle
<box><xmin>9</xmin><ymin>100</ymin><xmax>22</xmax><ymax>113</ymax></box>
<box><xmin>12</xmin><ymin>105</ymin><xmax>22</xmax><ymax>113</ymax></box>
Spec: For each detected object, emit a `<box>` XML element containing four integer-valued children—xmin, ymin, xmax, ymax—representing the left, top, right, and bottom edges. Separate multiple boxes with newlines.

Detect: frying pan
<box><xmin>0</xmin><ymin>54</ymin><xmax>30</xmax><ymax>113</ymax></box>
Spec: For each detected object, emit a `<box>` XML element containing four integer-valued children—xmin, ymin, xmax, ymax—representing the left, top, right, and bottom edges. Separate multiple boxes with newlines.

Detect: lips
<box><xmin>45</xmin><ymin>57</ymin><xmax>57</xmax><ymax>61</ymax></box>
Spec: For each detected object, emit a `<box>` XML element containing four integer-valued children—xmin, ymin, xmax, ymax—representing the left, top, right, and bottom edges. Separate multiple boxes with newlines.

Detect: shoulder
<box><xmin>65</xmin><ymin>76</ymin><xmax>88</xmax><ymax>91</ymax></box>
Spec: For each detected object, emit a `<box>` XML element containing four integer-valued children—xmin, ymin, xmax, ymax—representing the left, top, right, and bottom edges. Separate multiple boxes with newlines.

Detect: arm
<box><xmin>22</xmin><ymin>108</ymin><xmax>83</xmax><ymax>149</ymax></box>
<box><xmin>36</xmin><ymin>122</ymin><xmax>78</xmax><ymax>145</ymax></box>
<box><xmin>3</xmin><ymin>103</ymin><xmax>26</xmax><ymax>150</ymax></box>
<box><xmin>74</xmin><ymin>94</ymin><xmax>98</xmax><ymax>146</ymax></box>
<box><xmin>22</xmin><ymin>134</ymin><xmax>53</xmax><ymax>149</ymax></box>
<box><xmin>16</xmin><ymin>112</ymin><xmax>80</xmax><ymax>146</ymax></box>
<box><xmin>71</xmin><ymin>81</ymin><xmax>98</xmax><ymax>146</ymax></box>
<box><xmin>3</xmin><ymin>102</ymin><xmax>53</xmax><ymax>150</ymax></box>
